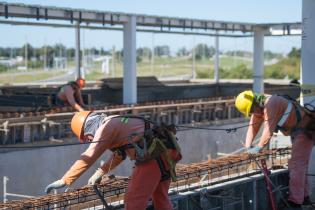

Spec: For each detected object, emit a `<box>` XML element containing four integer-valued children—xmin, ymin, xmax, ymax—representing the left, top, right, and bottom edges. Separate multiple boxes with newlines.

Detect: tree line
<box><xmin>0</xmin><ymin>43</ymin><xmax>300</xmax><ymax>80</ymax></box>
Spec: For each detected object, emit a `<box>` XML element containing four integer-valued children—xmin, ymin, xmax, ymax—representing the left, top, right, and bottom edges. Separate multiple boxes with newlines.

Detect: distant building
<box><xmin>94</xmin><ymin>55</ymin><xmax>112</xmax><ymax>77</ymax></box>
<box><xmin>54</xmin><ymin>57</ymin><xmax>67</xmax><ymax>69</ymax></box>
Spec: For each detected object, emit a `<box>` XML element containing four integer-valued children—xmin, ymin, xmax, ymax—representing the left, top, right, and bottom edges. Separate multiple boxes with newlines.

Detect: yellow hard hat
<box><xmin>71</xmin><ymin>111</ymin><xmax>92</xmax><ymax>142</ymax></box>
<box><xmin>235</xmin><ymin>90</ymin><xmax>254</xmax><ymax>117</ymax></box>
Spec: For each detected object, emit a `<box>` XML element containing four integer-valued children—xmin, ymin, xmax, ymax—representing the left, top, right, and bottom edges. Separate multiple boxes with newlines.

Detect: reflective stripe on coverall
<box><xmin>245</xmin><ymin>95</ymin><xmax>315</xmax><ymax>204</ymax></box>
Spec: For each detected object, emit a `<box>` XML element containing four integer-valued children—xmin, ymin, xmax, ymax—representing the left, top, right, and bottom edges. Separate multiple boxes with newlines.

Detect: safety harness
<box><xmin>110</xmin><ymin>116</ymin><xmax>182</xmax><ymax>182</ymax></box>
<box><xmin>272</xmin><ymin>95</ymin><xmax>307</xmax><ymax>133</ymax></box>
<box><xmin>55</xmin><ymin>81</ymin><xmax>81</xmax><ymax>105</ymax></box>
<box><xmin>59</xmin><ymin>81</ymin><xmax>80</xmax><ymax>94</ymax></box>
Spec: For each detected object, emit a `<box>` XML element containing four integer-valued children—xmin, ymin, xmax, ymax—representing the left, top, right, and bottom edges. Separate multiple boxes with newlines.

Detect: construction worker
<box><xmin>235</xmin><ymin>90</ymin><xmax>315</xmax><ymax>209</ymax></box>
<box><xmin>55</xmin><ymin>78</ymin><xmax>86</xmax><ymax>111</ymax></box>
<box><xmin>44</xmin><ymin>111</ymin><xmax>182</xmax><ymax>210</ymax></box>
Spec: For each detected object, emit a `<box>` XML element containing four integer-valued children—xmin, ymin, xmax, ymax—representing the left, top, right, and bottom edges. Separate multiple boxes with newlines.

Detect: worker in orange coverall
<box><xmin>56</xmin><ymin>78</ymin><xmax>86</xmax><ymax>111</ymax></box>
<box><xmin>45</xmin><ymin>111</ymin><xmax>182</xmax><ymax>210</ymax></box>
<box><xmin>235</xmin><ymin>90</ymin><xmax>315</xmax><ymax>209</ymax></box>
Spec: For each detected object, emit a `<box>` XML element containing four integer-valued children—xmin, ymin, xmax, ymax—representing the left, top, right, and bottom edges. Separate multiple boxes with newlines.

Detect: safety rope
<box><xmin>0</xmin><ymin>131</ymin><xmax>145</xmax><ymax>149</ymax></box>
<box><xmin>0</xmin><ymin>110</ymin><xmax>294</xmax><ymax>149</ymax></box>
<box><xmin>176</xmin><ymin>110</ymin><xmax>292</xmax><ymax>133</ymax></box>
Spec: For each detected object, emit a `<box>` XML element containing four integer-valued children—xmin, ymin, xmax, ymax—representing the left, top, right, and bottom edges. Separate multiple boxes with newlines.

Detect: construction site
<box><xmin>1</xmin><ymin>1</ymin><xmax>315</xmax><ymax>210</ymax></box>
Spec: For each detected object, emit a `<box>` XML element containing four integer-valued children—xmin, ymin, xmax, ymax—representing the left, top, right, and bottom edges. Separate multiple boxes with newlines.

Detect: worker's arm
<box><xmin>257</xmin><ymin>98</ymin><xmax>284</xmax><ymax>148</ymax></box>
<box><xmin>61</xmin><ymin>123</ymin><xmax>116</xmax><ymax>185</ymax></box>
<box><xmin>87</xmin><ymin>152</ymin><xmax>124</xmax><ymax>185</ymax></box>
<box><xmin>100</xmin><ymin>152</ymin><xmax>124</xmax><ymax>173</ymax></box>
<box><xmin>75</xmin><ymin>89</ymin><xmax>85</xmax><ymax>107</ymax></box>
<box><xmin>64</xmin><ymin>86</ymin><xmax>84</xmax><ymax>111</ymax></box>
<box><xmin>61</xmin><ymin>140</ymin><xmax>109</xmax><ymax>185</ymax></box>
<box><xmin>245</xmin><ymin>114</ymin><xmax>264</xmax><ymax>148</ymax></box>
<box><xmin>45</xmin><ymin>139</ymin><xmax>107</xmax><ymax>193</ymax></box>
<box><xmin>45</xmin><ymin>123</ymin><xmax>115</xmax><ymax>193</ymax></box>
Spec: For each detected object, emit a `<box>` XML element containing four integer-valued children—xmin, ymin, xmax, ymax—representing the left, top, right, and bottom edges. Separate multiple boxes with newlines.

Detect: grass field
<box><xmin>0</xmin><ymin>56</ymin><xmax>253</xmax><ymax>84</ymax></box>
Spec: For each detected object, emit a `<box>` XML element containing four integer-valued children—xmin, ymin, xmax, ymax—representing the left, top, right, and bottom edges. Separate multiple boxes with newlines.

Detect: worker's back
<box><xmin>56</xmin><ymin>81</ymin><xmax>85</xmax><ymax>111</ymax></box>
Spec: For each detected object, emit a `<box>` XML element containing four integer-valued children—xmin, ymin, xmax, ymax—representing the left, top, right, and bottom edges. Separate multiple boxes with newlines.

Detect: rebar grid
<box><xmin>0</xmin><ymin>97</ymin><xmax>240</xmax><ymax>145</ymax></box>
<box><xmin>0</xmin><ymin>148</ymin><xmax>291</xmax><ymax>210</ymax></box>
<box><xmin>0</xmin><ymin>96</ymin><xmax>234</xmax><ymax>119</ymax></box>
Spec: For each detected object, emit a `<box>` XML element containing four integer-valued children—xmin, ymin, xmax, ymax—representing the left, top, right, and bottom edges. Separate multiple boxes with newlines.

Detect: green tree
<box><xmin>177</xmin><ymin>47</ymin><xmax>189</xmax><ymax>57</ymax></box>
<box><xmin>154</xmin><ymin>45</ymin><xmax>170</xmax><ymax>57</ymax></box>
<box><xmin>194</xmin><ymin>44</ymin><xmax>215</xmax><ymax>60</ymax></box>
<box><xmin>20</xmin><ymin>43</ymin><xmax>34</xmax><ymax>60</ymax></box>
<box><xmin>0</xmin><ymin>63</ymin><xmax>7</xmax><ymax>73</ymax></box>
<box><xmin>288</xmin><ymin>47</ymin><xmax>301</xmax><ymax>58</ymax></box>
<box><xmin>221</xmin><ymin>64</ymin><xmax>252</xmax><ymax>79</ymax></box>
<box><xmin>66</xmin><ymin>48</ymin><xmax>75</xmax><ymax>59</ymax></box>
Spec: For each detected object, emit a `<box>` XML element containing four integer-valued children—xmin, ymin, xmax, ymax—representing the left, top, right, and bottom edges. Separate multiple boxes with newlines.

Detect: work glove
<box><xmin>247</xmin><ymin>146</ymin><xmax>263</xmax><ymax>154</ymax></box>
<box><xmin>45</xmin><ymin>179</ymin><xmax>66</xmax><ymax>194</ymax></box>
<box><xmin>88</xmin><ymin>168</ymin><xmax>106</xmax><ymax>185</ymax></box>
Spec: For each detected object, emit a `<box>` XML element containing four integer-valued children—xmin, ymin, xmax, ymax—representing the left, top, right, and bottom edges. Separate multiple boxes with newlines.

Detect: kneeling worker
<box><xmin>45</xmin><ymin>111</ymin><xmax>182</xmax><ymax>210</ymax></box>
<box><xmin>56</xmin><ymin>78</ymin><xmax>86</xmax><ymax>111</ymax></box>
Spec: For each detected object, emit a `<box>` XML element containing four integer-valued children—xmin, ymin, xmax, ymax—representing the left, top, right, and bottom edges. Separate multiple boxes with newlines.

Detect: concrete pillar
<box><xmin>123</xmin><ymin>15</ymin><xmax>137</xmax><ymax>104</ymax></box>
<box><xmin>301</xmin><ymin>0</ymin><xmax>315</xmax><ymax>106</ymax></box>
<box><xmin>252</xmin><ymin>27</ymin><xmax>265</xmax><ymax>93</ymax></box>
<box><xmin>214</xmin><ymin>32</ymin><xmax>219</xmax><ymax>83</ymax></box>
<box><xmin>302</xmin><ymin>0</ymin><xmax>315</xmax><ymax>202</ymax></box>
<box><xmin>3</xmin><ymin>176</ymin><xmax>8</xmax><ymax>203</ymax></box>
<box><xmin>75</xmin><ymin>21</ymin><xmax>81</xmax><ymax>79</ymax></box>
<box><xmin>151</xmin><ymin>33</ymin><xmax>155</xmax><ymax>74</ymax></box>
<box><xmin>192</xmin><ymin>36</ymin><xmax>196</xmax><ymax>79</ymax></box>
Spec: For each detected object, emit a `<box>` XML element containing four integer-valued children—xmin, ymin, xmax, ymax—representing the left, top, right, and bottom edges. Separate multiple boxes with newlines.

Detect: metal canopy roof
<box><xmin>0</xmin><ymin>2</ymin><xmax>301</xmax><ymax>37</ymax></box>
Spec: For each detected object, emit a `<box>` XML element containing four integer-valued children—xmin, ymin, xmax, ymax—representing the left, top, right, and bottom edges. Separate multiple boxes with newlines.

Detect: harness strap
<box><xmin>277</xmin><ymin>100</ymin><xmax>303</xmax><ymax>132</ymax></box>
<box><xmin>277</xmin><ymin>102</ymin><xmax>292</xmax><ymax>127</ymax></box>
<box><xmin>295</xmin><ymin>104</ymin><xmax>302</xmax><ymax>123</ymax></box>
<box><xmin>155</xmin><ymin>156</ymin><xmax>171</xmax><ymax>181</ymax></box>
<box><xmin>111</xmin><ymin>144</ymin><xmax>134</xmax><ymax>160</ymax></box>
<box><xmin>112</xmin><ymin>116</ymin><xmax>180</xmax><ymax>181</ymax></box>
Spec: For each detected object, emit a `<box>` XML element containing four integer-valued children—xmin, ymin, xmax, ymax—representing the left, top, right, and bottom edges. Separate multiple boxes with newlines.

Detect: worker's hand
<box><xmin>88</xmin><ymin>168</ymin><xmax>106</xmax><ymax>185</ymax></box>
<box><xmin>247</xmin><ymin>146</ymin><xmax>263</xmax><ymax>154</ymax></box>
<box><xmin>45</xmin><ymin>179</ymin><xmax>66</xmax><ymax>194</ymax></box>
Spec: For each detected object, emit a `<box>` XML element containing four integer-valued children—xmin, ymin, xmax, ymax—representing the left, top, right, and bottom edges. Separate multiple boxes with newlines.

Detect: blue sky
<box><xmin>1</xmin><ymin>0</ymin><xmax>302</xmax><ymax>53</ymax></box>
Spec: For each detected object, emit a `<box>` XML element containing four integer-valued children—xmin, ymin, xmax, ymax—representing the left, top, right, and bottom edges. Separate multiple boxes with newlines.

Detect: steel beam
<box><xmin>0</xmin><ymin>2</ymin><xmax>302</xmax><ymax>37</ymax></box>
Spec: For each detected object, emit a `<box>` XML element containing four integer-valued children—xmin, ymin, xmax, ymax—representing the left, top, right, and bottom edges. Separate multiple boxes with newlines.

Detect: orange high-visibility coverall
<box><xmin>61</xmin><ymin>116</ymin><xmax>177</xmax><ymax>210</ymax></box>
<box><xmin>245</xmin><ymin>95</ymin><xmax>315</xmax><ymax>204</ymax></box>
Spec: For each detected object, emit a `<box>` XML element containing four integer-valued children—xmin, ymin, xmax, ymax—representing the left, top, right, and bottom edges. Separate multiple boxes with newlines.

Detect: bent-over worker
<box><xmin>235</xmin><ymin>90</ymin><xmax>315</xmax><ymax>209</ymax></box>
<box><xmin>56</xmin><ymin>78</ymin><xmax>86</xmax><ymax>111</ymax></box>
<box><xmin>45</xmin><ymin>111</ymin><xmax>182</xmax><ymax>210</ymax></box>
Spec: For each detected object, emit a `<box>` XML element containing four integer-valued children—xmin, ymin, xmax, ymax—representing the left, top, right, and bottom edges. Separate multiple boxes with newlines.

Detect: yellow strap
<box><xmin>155</xmin><ymin>139</ymin><xmax>177</xmax><ymax>181</ymax></box>
<box><xmin>147</xmin><ymin>139</ymin><xmax>158</xmax><ymax>154</ymax></box>
<box><xmin>146</xmin><ymin>132</ymin><xmax>182</xmax><ymax>182</ymax></box>
<box><xmin>167</xmin><ymin>131</ymin><xmax>181</xmax><ymax>153</ymax></box>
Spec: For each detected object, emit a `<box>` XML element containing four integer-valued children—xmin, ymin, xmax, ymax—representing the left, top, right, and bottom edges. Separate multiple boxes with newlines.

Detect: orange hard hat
<box><xmin>76</xmin><ymin>78</ymin><xmax>86</xmax><ymax>88</ymax></box>
<box><xmin>71</xmin><ymin>111</ymin><xmax>91</xmax><ymax>142</ymax></box>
